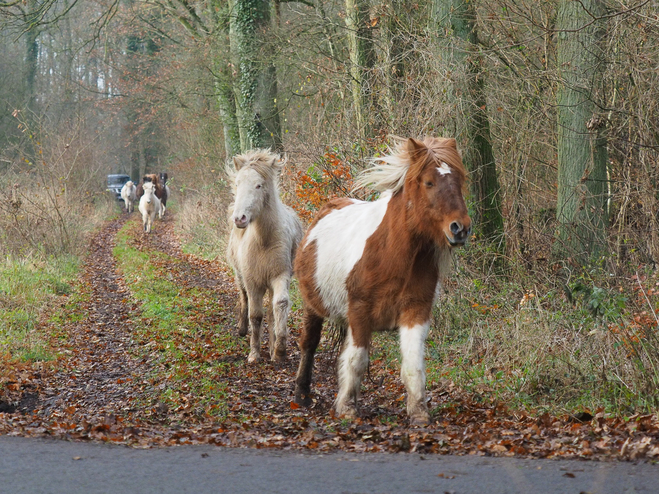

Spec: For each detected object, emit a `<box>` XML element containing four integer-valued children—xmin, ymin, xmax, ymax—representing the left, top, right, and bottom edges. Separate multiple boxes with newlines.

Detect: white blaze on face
<box><xmin>305</xmin><ymin>192</ymin><xmax>391</xmax><ymax>318</ymax></box>
<box><xmin>437</xmin><ymin>162</ymin><xmax>452</xmax><ymax>176</ymax></box>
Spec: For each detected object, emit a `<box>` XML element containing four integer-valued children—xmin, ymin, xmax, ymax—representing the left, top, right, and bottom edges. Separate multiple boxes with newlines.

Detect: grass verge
<box><xmin>0</xmin><ymin>255</ymin><xmax>79</xmax><ymax>364</ymax></box>
<box><xmin>113</xmin><ymin>218</ymin><xmax>244</xmax><ymax>422</ymax></box>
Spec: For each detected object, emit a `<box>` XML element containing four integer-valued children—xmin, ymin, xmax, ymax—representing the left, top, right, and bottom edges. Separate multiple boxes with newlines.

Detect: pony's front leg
<box><xmin>269</xmin><ymin>275</ymin><xmax>291</xmax><ymax>361</ymax></box>
<box><xmin>246</xmin><ymin>287</ymin><xmax>266</xmax><ymax>363</ymax></box>
<box><xmin>335</xmin><ymin>329</ymin><xmax>369</xmax><ymax>419</ymax></box>
<box><xmin>237</xmin><ymin>283</ymin><xmax>249</xmax><ymax>337</ymax></box>
<box><xmin>399</xmin><ymin>321</ymin><xmax>430</xmax><ymax>426</ymax></box>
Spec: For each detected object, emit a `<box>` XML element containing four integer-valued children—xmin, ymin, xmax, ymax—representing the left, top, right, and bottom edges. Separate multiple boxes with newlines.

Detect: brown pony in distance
<box><xmin>293</xmin><ymin>137</ymin><xmax>471</xmax><ymax>425</ymax></box>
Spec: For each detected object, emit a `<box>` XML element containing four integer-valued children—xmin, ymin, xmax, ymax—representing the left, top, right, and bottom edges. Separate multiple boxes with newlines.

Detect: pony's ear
<box><xmin>272</xmin><ymin>155</ymin><xmax>286</xmax><ymax>174</ymax></box>
<box><xmin>406</xmin><ymin>138</ymin><xmax>429</xmax><ymax>182</ymax></box>
<box><xmin>233</xmin><ymin>155</ymin><xmax>246</xmax><ymax>170</ymax></box>
<box><xmin>444</xmin><ymin>138</ymin><xmax>457</xmax><ymax>149</ymax></box>
<box><xmin>406</xmin><ymin>137</ymin><xmax>426</xmax><ymax>156</ymax></box>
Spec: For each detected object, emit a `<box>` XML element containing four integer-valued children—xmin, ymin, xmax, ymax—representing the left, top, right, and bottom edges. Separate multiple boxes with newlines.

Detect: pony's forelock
<box><xmin>227</xmin><ymin>149</ymin><xmax>285</xmax><ymax>191</ymax></box>
<box><xmin>354</xmin><ymin>137</ymin><xmax>467</xmax><ymax>194</ymax></box>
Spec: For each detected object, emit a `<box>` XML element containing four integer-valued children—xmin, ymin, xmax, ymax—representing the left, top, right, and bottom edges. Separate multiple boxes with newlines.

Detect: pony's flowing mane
<box><xmin>355</xmin><ymin>137</ymin><xmax>467</xmax><ymax>194</ymax></box>
<box><xmin>227</xmin><ymin>149</ymin><xmax>285</xmax><ymax>191</ymax></box>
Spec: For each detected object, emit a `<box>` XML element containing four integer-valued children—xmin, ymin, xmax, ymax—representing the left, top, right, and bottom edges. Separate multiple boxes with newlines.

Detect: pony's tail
<box><xmin>326</xmin><ymin>320</ymin><xmax>348</xmax><ymax>362</ymax></box>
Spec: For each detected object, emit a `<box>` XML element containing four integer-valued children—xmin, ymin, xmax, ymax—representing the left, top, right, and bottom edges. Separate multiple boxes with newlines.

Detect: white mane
<box><xmin>353</xmin><ymin>139</ymin><xmax>410</xmax><ymax>194</ymax></box>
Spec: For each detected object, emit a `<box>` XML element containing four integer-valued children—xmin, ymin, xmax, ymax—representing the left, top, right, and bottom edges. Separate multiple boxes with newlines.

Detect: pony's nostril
<box><xmin>450</xmin><ymin>221</ymin><xmax>463</xmax><ymax>235</ymax></box>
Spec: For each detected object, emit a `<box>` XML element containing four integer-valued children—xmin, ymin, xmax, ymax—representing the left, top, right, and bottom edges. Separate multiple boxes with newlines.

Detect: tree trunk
<box><xmin>344</xmin><ymin>0</ymin><xmax>376</xmax><ymax>139</ymax></box>
<box><xmin>434</xmin><ymin>0</ymin><xmax>504</xmax><ymax>245</ymax></box>
<box><xmin>554</xmin><ymin>0</ymin><xmax>608</xmax><ymax>259</ymax></box>
<box><xmin>381</xmin><ymin>0</ymin><xmax>406</xmax><ymax>119</ymax></box>
<box><xmin>230</xmin><ymin>0</ymin><xmax>282</xmax><ymax>152</ymax></box>
<box><xmin>213</xmin><ymin>27</ymin><xmax>240</xmax><ymax>158</ymax></box>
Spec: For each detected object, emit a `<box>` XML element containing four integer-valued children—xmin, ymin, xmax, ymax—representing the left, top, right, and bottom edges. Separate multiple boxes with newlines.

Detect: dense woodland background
<box><xmin>1</xmin><ymin>0</ymin><xmax>659</xmax><ymax>416</ymax></box>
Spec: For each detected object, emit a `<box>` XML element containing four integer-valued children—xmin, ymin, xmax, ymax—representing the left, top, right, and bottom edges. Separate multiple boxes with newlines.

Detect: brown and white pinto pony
<box><xmin>226</xmin><ymin>149</ymin><xmax>304</xmax><ymax>363</ymax></box>
<box><xmin>293</xmin><ymin>137</ymin><xmax>471</xmax><ymax>425</ymax></box>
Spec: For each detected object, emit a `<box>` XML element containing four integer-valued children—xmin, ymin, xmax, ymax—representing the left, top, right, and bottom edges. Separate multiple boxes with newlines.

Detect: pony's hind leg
<box><xmin>294</xmin><ymin>310</ymin><xmax>324</xmax><ymax>407</ymax></box>
<box><xmin>334</xmin><ymin>329</ymin><xmax>369</xmax><ymax>419</ymax></box>
<box><xmin>246</xmin><ymin>286</ymin><xmax>266</xmax><ymax>363</ymax></box>
<box><xmin>399</xmin><ymin>321</ymin><xmax>431</xmax><ymax>425</ymax></box>
<box><xmin>269</xmin><ymin>275</ymin><xmax>292</xmax><ymax>361</ymax></box>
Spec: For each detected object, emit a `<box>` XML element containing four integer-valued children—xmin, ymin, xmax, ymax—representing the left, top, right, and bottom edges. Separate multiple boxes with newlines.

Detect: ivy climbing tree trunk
<box><xmin>216</xmin><ymin>75</ymin><xmax>241</xmax><ymax>158</ymax></box>
<box><xmin>554</xmin><ymin>0</ymin><xmax>608</xmax><ymax>259</ymax></box>
<box><xmin>433</xmin><ymin>0</ymin><xmax>504</xmax><ymax>246</ymax></box>
<box><xmin>230</xmin><ymin>0</ymin><xmax>282</xmax><ymax>152</ymax></box>
<box><xmin>344</xmin><ymin>0</ymin><xmax>376</xmax><ymax>139</ymax></box>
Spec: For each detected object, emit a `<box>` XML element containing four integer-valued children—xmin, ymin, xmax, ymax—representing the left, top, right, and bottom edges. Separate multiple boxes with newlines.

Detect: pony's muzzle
<box><xmin>234</xmin><ymin>215</ymin><xmax>249</xmax><ymax>229</ymax></box>
<box><xmin>447</xmin><ymin>221</ymin><xmax>470</xmax><ymax>246</ymax></box>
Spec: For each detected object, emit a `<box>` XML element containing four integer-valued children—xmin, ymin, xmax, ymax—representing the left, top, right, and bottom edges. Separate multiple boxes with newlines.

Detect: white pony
<box><xmin>120</xmin><ymin>180</ymin><xmax>137</xmax><ymax>213</ymax></box>
<box><xmin>226</xmin><ymin>149</ymin><xmax>304</xmax><ymax>363</ymax></box>
<box><xmin>138</xmin><ymin>181</ymin><xmax>161</xmax><ymax>233</ymax></box>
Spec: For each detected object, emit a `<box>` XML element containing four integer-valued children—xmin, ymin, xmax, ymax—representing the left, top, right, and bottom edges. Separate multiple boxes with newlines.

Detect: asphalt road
<box><xmin>0</xmin><ymin>435</ymin><xmax>656</xmax><ymax>494</ymax></box>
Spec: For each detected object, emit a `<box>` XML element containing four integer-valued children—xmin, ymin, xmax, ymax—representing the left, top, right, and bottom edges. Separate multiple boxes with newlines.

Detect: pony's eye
<box><xmin>425</xmin><ymin>181</ymin><xmax>434</xmax><ymax>188</ymax></box>
<box><xmin>256</xmin><ymin>184</ymin><xmax>262</xmax><ymax>189</ymax></box>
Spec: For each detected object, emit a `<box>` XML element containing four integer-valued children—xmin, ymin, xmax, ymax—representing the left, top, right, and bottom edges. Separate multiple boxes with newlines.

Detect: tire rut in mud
<box><xmin>0</xmin><ymin>215</ymin><xmax>156</xmax><ymax>433</ymax></box>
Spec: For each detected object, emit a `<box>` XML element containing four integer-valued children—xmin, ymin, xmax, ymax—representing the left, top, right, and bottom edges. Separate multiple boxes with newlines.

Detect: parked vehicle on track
<box><xmin>107</xmin><ymin>174</ymin><xmax>131</xmax><ymax>200</ymax></box>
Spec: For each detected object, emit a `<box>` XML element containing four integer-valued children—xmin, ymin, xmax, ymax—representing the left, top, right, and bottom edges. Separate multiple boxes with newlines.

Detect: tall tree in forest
<box><xmin>433</xmin><ymin>0</ymin><xmax>504</xmax><ymax>245</ymax></box>
<box><xmin>230</xmin><ymin>0</ymin><xmax>281</xmax><ymax>151</ymax></box>
<box><xmin>160</xmin><ymin>0</ymin><xmax>241</xmax><ymax>157</ymax></box>
<box><xmin>554</xmin><ymin>0</ymin><xmax>608</xmax><ymax>259</ymax></box>
<box><xmin>344</xmin><ymin>0</ymin><xmax>376</xmax><ymax>139</ymax></box>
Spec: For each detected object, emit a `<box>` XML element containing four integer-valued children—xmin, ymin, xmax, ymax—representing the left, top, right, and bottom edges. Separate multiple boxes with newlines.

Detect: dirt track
<box><xmin>1</xmin><ymin>213</ymin><xmax>658</xmax><ymax>459</ymax></box>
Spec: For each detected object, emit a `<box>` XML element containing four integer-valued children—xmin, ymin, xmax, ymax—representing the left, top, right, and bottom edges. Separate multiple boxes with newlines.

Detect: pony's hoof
<box><xmin>294</xmin><ymin>393</ymin><xmax>313</xmax><ymax>408</ymax></box>
<box><xmin>247</xmin><ymin>352</ymin><xmax>260</xmax><ymax>364</ymax></box>
<box><xmin>335</xmin><ymin>405</ymin><xmax>358</xmax><ymax>420</ymax></box>
<box><xmin>272</xmin><ymin>347</ymin><xmax>287</xmax><ymax>362</ymax></box>
<box><xmin>409</xmin><ymin>412</ymin><xmax>430</xmax><ymax>426</ymax></box>
<box><xmin>238</xmin><ymin>328</ymin><xmax>248</xmax><ymax>337</ymax></box>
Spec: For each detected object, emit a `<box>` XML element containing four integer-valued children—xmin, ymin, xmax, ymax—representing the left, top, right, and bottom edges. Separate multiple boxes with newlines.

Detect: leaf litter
<box><xmin>1</xmin><ymin>214</ymin><xmax>658</xmax><ymax>460</ymax></box>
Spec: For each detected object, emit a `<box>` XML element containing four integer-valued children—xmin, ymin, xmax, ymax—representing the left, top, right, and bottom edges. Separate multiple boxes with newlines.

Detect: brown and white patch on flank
<box><xmin>304</xmin><ymin>193</ymin><xmax>391</xmax><ymax>318</ymax></box>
